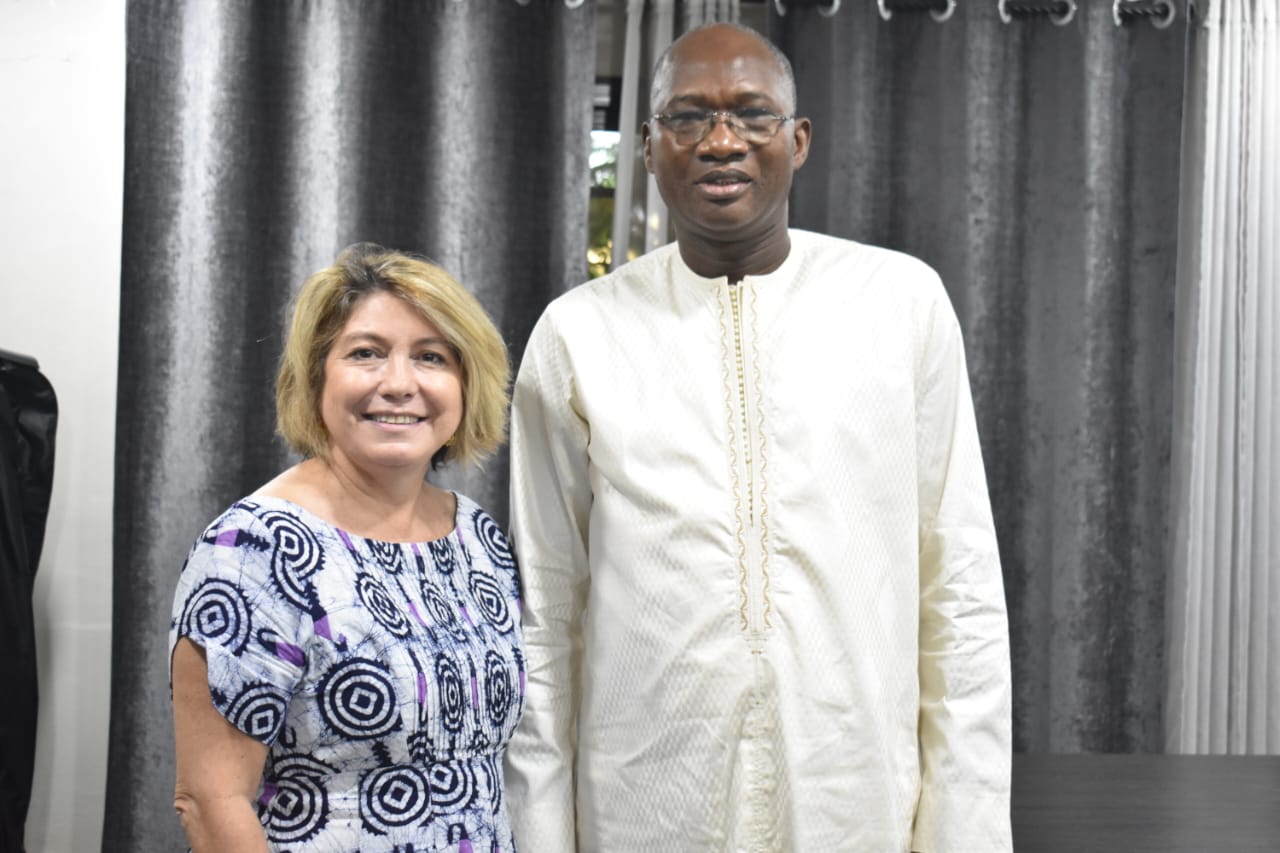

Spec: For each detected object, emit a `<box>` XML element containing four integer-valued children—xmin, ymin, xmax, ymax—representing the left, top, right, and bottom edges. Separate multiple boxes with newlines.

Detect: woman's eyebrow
<box><xmin>337</xmin><ymin>330</ymin><xmax>451</xmax><ymax>350</ymax></box>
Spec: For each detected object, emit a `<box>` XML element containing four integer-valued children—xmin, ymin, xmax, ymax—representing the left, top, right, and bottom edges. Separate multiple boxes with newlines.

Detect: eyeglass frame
<box><xmin>648</xmin><ymin>108</ymin><xmax>796</xmax><ymax>146</ymax></box>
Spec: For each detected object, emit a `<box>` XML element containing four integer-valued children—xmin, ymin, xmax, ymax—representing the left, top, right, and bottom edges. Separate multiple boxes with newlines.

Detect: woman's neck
<box><xmin>258</xmin><ymin>457</ymin><xmax>456</xmax><ymax>542</ymax></box>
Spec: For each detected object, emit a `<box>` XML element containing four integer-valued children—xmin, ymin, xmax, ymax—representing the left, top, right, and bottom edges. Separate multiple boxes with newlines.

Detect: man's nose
<box><xmin>699</xmin><ymin>114</ymin><xmax>749</xmax><ymax>154</ymax></box>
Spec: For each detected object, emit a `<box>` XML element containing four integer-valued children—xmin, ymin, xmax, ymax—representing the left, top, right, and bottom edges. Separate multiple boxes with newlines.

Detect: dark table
<box><xmin>1012</xmin><ymin>754</ymin><xmax>1280</xmax><ymax>852</ymax></box>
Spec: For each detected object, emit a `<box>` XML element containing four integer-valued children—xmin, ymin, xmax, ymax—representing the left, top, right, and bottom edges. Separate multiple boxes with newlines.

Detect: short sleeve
<box><xmin>169</xmin><ymin>502</ymin><xmax>312</xmax><ymax>746</ymax></box>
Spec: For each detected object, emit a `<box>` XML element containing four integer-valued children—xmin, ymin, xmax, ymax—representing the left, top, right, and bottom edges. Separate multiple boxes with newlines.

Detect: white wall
<box><xmin>0</xmin><ymin>0</ymin><xmax>125</xmax><ymax>849</ymax></box>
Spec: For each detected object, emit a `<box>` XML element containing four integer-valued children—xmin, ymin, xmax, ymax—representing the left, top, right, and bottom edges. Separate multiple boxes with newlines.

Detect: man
<box><xmin>505</xmin><ymin>22</ymin><xmax>1011</xmax><ymax>853</ymax></box>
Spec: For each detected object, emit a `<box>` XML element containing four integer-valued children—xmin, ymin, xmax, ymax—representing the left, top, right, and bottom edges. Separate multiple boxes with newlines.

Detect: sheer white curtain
<box><xmin>608</xmin><ymin>0</ymin><xmax>745</xmax><ymax>270</ymax></box>
<box><xmin>1167</xmin><ymin>0</ymin><xmax>1280</xmax><ymax>755</ymax></box>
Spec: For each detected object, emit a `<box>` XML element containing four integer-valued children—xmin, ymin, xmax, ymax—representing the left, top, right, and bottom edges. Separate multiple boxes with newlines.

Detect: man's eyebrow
<box><xmin>663</xmin><ymin>91</ymin><xmax>776</xmax><ymax>108</ymax></box>
<box><xmin>661</xmin><ymin>94</ymin><xmax>707</xmax><ymax>108</ymax></box>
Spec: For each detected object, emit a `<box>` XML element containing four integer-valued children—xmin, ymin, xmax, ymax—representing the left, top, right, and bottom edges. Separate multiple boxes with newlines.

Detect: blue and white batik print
<box><xmin>170</xmin><ymin>493</ymin><xmax>525</xmax><ymax>853</ymax></box>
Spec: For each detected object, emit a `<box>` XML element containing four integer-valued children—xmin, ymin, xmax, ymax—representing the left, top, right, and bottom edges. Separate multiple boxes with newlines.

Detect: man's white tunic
<box><xmin>505</xmin><ymin>230</ymin><xmax>1012</xmax><ymax>852</ymax></box>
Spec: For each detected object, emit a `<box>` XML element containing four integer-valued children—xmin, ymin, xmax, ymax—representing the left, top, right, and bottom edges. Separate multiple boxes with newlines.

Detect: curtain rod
<box><xmin>774</xmin><ymin>0</ymin><xmax>1178</xmax><ymax>27</ymax></box>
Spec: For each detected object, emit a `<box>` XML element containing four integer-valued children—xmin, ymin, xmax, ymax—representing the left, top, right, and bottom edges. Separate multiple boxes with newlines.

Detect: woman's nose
<box><xmin>380</xmin><ymin>355</ymin><xmax>415</xmax><ymax>395</ymax></box>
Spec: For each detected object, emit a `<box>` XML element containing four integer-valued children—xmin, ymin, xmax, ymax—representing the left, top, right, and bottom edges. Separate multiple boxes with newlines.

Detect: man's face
<box><xmin>643</xmin><ymin>28</ymin><xmax>810</xmax><ymax>246</ymax></box>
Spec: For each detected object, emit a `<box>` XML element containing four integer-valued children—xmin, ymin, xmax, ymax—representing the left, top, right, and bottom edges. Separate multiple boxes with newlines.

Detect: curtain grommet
<box><xmin>782</xmin><ymin>0</ymin><xmax>840</xmax><ymax>15</ymax></box>
<box><xmin>1113</xmin><ymin>0</ymin><xmax>1177</xmax><ymax>29</ymax></box>
<box><xmin>880</xmin><ymin>0</ymin><xmax>954</xmax><ymax>20</ymax></box>
<box><xmin>931</xmin><ymin>0</ymin><xmax>957</xmax><ymax>22</ymax></box>
<box><xmin>998</xmin><ymin>0</ymin><xmax>1077</xmax><ymax>26</ymax></box>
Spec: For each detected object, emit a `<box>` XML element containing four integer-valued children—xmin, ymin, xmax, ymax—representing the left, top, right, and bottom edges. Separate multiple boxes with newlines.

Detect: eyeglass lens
<box><xmin>665</xmin><ymin>111</ymin><xmax>785</xmax><ymax>145</ymax></box>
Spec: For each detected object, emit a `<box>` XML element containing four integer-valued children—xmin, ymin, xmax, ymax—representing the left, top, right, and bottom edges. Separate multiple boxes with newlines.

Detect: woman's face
<box><xmin>319</xmin><ymin>291</ymin><xmax>463</xmax><ymax>475</ymax></box>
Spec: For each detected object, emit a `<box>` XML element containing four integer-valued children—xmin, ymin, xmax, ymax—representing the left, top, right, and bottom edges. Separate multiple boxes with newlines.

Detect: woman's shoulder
<box><xmin>451</xmin><ymin>491</ymin><xmax>500</xmax><ymax>532</ymax></box>
<box><xmin>452</xmin><ymin>493</ymin><xmax>517</xmax><ymax>569</ymax></box>
<box><xmin>188</xmin><ymin>494</ymin><xmax>337</xmax><ymax>566</ymax></box>
<box><xmin>203</xmin><ymin>492</ymin><xmax>308</xmax><ymax>530</ymax></box>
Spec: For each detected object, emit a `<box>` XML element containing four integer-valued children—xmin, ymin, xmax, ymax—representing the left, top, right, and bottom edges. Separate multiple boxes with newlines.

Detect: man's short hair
<box><xmin>649</xmin><ymin>22</ymin><xmax>797</xmax><ymax>114</ymax></box>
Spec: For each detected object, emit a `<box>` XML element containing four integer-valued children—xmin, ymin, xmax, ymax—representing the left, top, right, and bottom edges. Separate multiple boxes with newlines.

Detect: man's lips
<box><xmin>696</xmin><ymin>170</ymin><xmax>752</xmax><ymax>198</ymax></box>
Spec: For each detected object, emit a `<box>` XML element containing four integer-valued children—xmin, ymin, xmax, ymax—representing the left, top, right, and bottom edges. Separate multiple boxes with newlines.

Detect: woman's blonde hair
<box><xmin>276</xmin><ymin>243</ymin><xmax>510</xmax><ymax>469</ymax></box>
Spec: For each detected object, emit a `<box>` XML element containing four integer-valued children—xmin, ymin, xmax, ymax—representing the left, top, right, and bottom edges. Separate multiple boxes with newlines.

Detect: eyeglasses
<box><xmin>649</xmin><ymin>108</ymin><xmax>794</xmax><ymax>146</ymax></box>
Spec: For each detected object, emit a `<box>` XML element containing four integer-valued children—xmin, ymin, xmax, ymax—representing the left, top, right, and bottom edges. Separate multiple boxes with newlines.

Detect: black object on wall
<box><xmin>0</xmin><ymin>348</ymin><xmax>57</xmax><ymax>853</ymax></box>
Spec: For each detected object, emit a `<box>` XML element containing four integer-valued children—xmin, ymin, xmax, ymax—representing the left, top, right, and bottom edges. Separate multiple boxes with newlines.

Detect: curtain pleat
<box><xmin>105</xmin><ymin>1</ymin><xmax>594</xmax><ymax>849</ymax></box>
<box><xmin>1167</xmin><ymin>0</ymin><xmax>1280</xmax><ymax>755</ymax></box>
<box><xmin>772</xmin><ymin>2</ymin><xmax>1185</xmax><ymax>751</ymax></box>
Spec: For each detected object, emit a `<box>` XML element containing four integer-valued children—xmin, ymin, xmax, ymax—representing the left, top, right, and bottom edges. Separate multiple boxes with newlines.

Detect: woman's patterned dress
<box><xmin>170</xmin><ymin>493</ymin><xmax>525</xmax><ymax>852</ymax></box>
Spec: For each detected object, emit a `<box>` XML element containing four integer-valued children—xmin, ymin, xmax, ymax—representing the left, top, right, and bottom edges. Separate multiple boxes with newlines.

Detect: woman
<box><xmin>170</xmin><ymin>244</ymin><xmax>523</xmax><ymax>852</ymax></box>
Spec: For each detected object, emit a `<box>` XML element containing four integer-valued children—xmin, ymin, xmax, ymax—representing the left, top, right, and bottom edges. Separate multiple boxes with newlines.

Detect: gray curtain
<box><xmin>105</xmin><ymin>1</ymin><xmax>594</xmax><ymax>849</ymax></box>
<box><xmin>771</xmin><ymin>2</ymin><xmax>1185</xmax><ymax>752</ymax></box>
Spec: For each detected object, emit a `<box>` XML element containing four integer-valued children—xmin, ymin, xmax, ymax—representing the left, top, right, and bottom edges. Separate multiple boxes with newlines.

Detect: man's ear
<box><xmin>791</xmin><ymin>116</ymin><xmax>812</xmax><ymax>171</ymax></box>
<box><xmin>642</xmin><ymin>121</ymin><xmax>655</xmax><ymax>174</ymax></box>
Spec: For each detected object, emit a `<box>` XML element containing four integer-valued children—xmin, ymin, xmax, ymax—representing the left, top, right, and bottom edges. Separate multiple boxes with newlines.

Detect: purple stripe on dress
<box><xmin>470</xmin><ymin>675</ymin><xmax>479</xmax><ymax>708</ymax></box>
<box><xmin>314</xmin><ymin>614</ymin><xmax>333</xmax><ymax>641</ymax></box>
<box><xmin>408</xmin><ymin>601</ymin><xmax>429</xmax><ymax>627</ymax></box>
<box><xmin>460</xmin><ymin>840</ymin><xmax>473</xmax><ymax>853</ymax></box>
<box><xmin>417</xmin><ymin>671</ymin><xmax>427</xmax><ymax>705</ymax></box>
<box><xmin>337</xmin><ymin>528</ymin><xmax>356</xmax><ymax>551</ymax></box>
<box><xmin>411</xmin><ymin>542</ymin><xmax>422</xmax><ymax>557</ymax></box>
<box><xmin>275</xmin><ymin>641</ymin><xmax>304</xmax><ymax>666</ymax></box>
<box><xmin>258</xmin><ymin>783</ymin><xmax>277</xmax><ymax>806</ymax></box>
<box><xmin>214</xmin><ymin>528</ymin><xmax>239</xmax><ymax>547</ymax></box>
<box><xmin>459</xmin><ymin>603</ymin><xmax>474</xmax><ymax>627</ymax></box>
<box><xmin>519</xmin><ymin>669</ymin><xmax>526</xmax><ymax>696</ymax></box>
